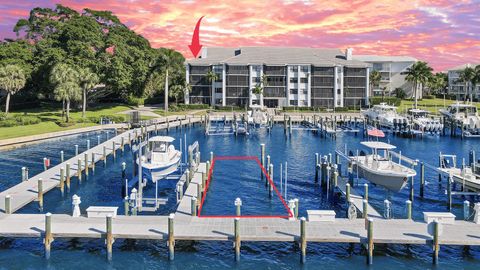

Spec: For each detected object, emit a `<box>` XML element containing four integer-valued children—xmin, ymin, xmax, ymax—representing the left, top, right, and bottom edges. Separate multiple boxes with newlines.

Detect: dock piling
<box><xmin>103</xmin><ymin>146</ymin><xmax>107</xmax><ymax>166</ymax></box>
<box><xmin>191</xmin><ymin>197</ymin><xmax>197</xmax><ymax>216</ymax></box>
<box><xmin>91</xmin><ymin>152</ymin><xmax>95</xmax><ymax>173</ymax></box>
<box><xmin>66</xmin><ymin>163</ymin><xmax>71</xmax><ymax>192</ymax></box>
<box><xmin>234</xmin><ymin>217</ymin><xmax>240</xmax><ymax>262</ymax></box>
<box><xmin>268</xmin><ymin>164</ymin><xmax>273</xmax><ymax>197</ymax></box>
<box><xmin>60</xmin><ymin>151</ymin><xmax>64</xmax><ymax>163</ymax></box>
<box><xmin>77</xmin><ymin>158</ymin><xmax>82</xmax><ymax>181</ymax></box>
<box><xmin>235</xmin><ymin>198</ymin><xmax>242</xmax><ymax>216</ymax></box>
<box><xmin>294</xmin><ymin>198</ymin><xmax>299</xmax><ymax>219</ymax></box>
<box><xmin>84</xmin><ymin>153</ymin><xmax>89</xmax><ymax>177</ymax></box>
<box><xmin>168</xmin><ymin>213</ymin><xmax>175</xmax><ymax>261</ymax></box>
<box><xmin>106</xmin><ymin>214</ymin><xmax>114</xmax><ymax>261</ymax></box>
<box><xmin>406</xmin><ymin>200</ymin><xmax>412</xmax><ymax>219</ymax></box>
<box><xmin>210</xmin><ymin>151</ymin><xmax>214</xmax><ymax>165</ymax></box>
<box><xmin>5</xmin><ymin>195</ymin><xmax>11</xmax><ymax>214</ymax></box>
<box><xmin>346</xmin><ymin>183</ymin><xmax>351</xmax><ymax>203</ymax></box>
<box><xmin>420</xmin><ymin>162</ymin><xmax>425</xmax><ymax>197</ymax></box>
<box><xmin>364</xmin><ymin>183</ymin><xmax>368</xmax><ymax>201</ymax></box>
<box><xmin>260</xmin><ymin>144</ymin><xmax>265</xmax><ymax>180</ymax></box>
<box><xmin>44</xmin><ymin>213</ymin><xmax>53</xmax><ymax>260</ymax></box>
<box><xmin>59</xmin><ymin>168</ymin><xmax>65</xmax><ymax>196</ymax></box>
<box><xmin>300</xmin><ymin>217</ymin><xmax>306</xmax><ymax>264</ymax></box>
<box><xmin>409</xmin><ymin>177</ymin><xmax>414</xmax><ymax>202</ymax></box>
<box><xmin>315</xmin><ymin>153</ymin><xmax>319</xmax><ymax>182</ymax></box>
<box><xmin>363</xmin><ymin>199</ymin><xmax>368</xmax><ymax>218</ymax></box>
<box><xmin>112</xmin><ymin>141</ymin><xmax>116</xmax><ymax>160</ymax></box>
<box><xmin>432</xmin><ymin>220</ymin><xmax>440</xmax><ymax>264</ymax></box>
<box><xmin>38</xmin><ymin>178</ymin><xmax>43</xmax><ymax>210</ymax></box>
<box><xmin>75</xmin><ymin>144</ymin><xmax>78</xmax><ymax>156</ymax></box>
<box><xmin>464</xmin><ymin>200</ymin><xmax>470</xmax><ymax>220</ymax></box>
<box><xmin>366</xmin><ymin>218</ymin><xmax>374</xmax><ymax>265</ymax></box>
<box><xmin>124</xmin><ymin>196</ymin><xmax>129</xmax><ymax>216</ymax></box>
<box><xmin>87</xmin><ymin>139</ymin><xmax>90</xmax><ymax>150</ymax></box>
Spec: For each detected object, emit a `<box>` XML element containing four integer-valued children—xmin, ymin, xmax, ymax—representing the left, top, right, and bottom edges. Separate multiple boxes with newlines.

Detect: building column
<box><xmin>339</xmin><ymin>67</ymin><xmax>344</xmax><ymax>108</ymax></box>
<box><xmin>249</xmin><ymin>65</ymin><xmax>253</xmax><ymax>107</ymax></box>
<box><xmin>222</xmin><ymin>64</ymin><xmax>226</xmax><ymax>106</ymax></box>
<box><xmin>286</xmin><ymin>66</ymin><xmax>291</xmax><ymax>106</ymax></box>
<box><xmin>365</xmin><ymin>67</ymin><xmax>370</xmax><ymax>106</ymax></box>
<box><xmin>260</xmin><ymin>67</ymin><xmax>264</xmax><ymax>108</ymax></box>
<box><xmin>185</xmin><ymin>64</ymin><xmax>190</xmax><ymax>104</ymax></box>
<box><xmin>334</xmin><ymin>66</ymin><xmax>339</xmax><ymax>108</ymax></box>
<box><xmin>297</xmin><ymin>65</ymin><xmax>301</xmax><ymax>106</ymax></box>
<box><xmin>307</xmin><ymin>66</ymin><xmax>311</xmax><ymax>107</ymax></box>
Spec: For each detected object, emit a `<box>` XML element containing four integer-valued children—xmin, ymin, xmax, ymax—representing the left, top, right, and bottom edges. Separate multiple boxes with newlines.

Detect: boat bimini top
<box><xmin>360</xmin><ymin>141</ymin><xmax>396</xmax><ymax>150</ymax></box>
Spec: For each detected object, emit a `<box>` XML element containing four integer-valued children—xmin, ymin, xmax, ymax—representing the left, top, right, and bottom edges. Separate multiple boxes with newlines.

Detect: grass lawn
<box><xmin>0</xmin><ymin>103</ymin><xmax>135</xmax><ymax>140</ymax></box>
<box><xmin>398</xmin><ymin>98</ymin><xmax>480</xmax><ymax>114</ymax></box>
<box><xmin>153</xmin><ymin>109</ymin><xmax>207</xmax><ymax>117</ymax></box>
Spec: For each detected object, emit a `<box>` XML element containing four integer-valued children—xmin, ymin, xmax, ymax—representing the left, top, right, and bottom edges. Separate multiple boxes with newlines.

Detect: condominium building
<box><xmin>447</xmin><ymin>63</ymin><xmax>480</xmax><ymax>100</ymax></box>
<box><xmin>353</xmin><ymin>55</ymin><xmax>417</xmax><ymax>97</ymax></box>
<box><xmin>185</xmin><ymin>47</ymin><xmax>370</xmax><ymax>108</ymax></box>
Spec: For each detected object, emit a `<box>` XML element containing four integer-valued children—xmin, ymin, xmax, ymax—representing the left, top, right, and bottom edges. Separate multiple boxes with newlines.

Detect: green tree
<box><xmin>50</xmin><ymin>63</ymin><xmax>80</xmax><ymax>122</ymax></box>
<box><xmin>427</xmin><ymin>72</ymin><xmax>447</xmax><ymax>95</ymax></box>
<box><xmin>473</xmin><ymin>65</ymin><xmax>480</xmax><ymax>100</ymax></box>
<box><xmin>205</xmin><ymin>70</ymin><xmax>219</xmax><ymax>105</ymax></box>
<box><xmin>0</xmin><ymin>65</ymin><xmax>26</xmax><ymax>114</ymax></box>
<box><xmin>458</xmin><ymin>67</ymin><xmax>476</xmax><ymax>101</ymax></box>
<box><xmin>405</xmin><ymin>61</ymin><xmax>433</xmax><ymax>108</ymax></box>
<box><xmin>78</xmin><ymin>68</ymin><xmax>100</xmax><ymax>117</ymax></box>
<box><xmin>393</xmin><ymin>87</ymin><xmax>407</xmax><ymax>99</ymax></box>
<box><xmin>369</xmin><ymin>70</ymin><xmax>381</xmax><ymax>96</ymax></box>
<box><xmin>169</xmin><ymin>84</ymin><xmax>184</xmax><ymax>105</ymax></box>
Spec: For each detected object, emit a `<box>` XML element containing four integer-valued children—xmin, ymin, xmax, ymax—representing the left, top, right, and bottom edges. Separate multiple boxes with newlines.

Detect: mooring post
<box><xmin>366</xmin><ymin>218</ymin><xmax>374</xmax><ymax>265</ymax></box>
<box><xmin>59</xmin><ymin>167</ymin><xmax>65</xmax><ymax>196</ymax></box>
<box><xmin>447</xmin><ymin>174</ymin><xmax>452</xmax><ymax>210</ymax></box>
<box><xmin>406</xmin><ymin>200</ymin><xmax>412</xmax><ymax>219</ymax></box>
<box><xmin>60</xmin><ymin>151</ymin><xmax>64</xmax><ymax>163</ymax></box>
<box><xmin>5</xmin><ymin>195</ymin><xmax>11</xmax><ymax>214</ymax></box>
<box><xmin>268</xmin><ymin>164</ymin><xmax>273</xmax><ymax>197</ymax></box>
<box><xmin>364</xmin><ymin>183</ymin><xmax>369</xmax><ymax>201</ymax></box>
<box><xmin>91</xmin><ymin>152</ymin><xmax>95</xmax><ymax>173</ymax></box>
<box><xmin>97</xmin><ymin>135</ymin><xmax>101</xmax><ymax>145</ymax></box>
<box><xmin>77</xmin><ymin>158</ymin><xmax>82</xmax><ymax>181</ymax></box>
<box><xmin>43</xmin><ymin>157</ymin><xmax>47</xmax><ymax>171</ymax></box>
<box><xmin>38</xmin><ymin>178</ymin><xmax>43</xmax><ymax>210</ymax></box>
<box><xmin>112</xmin><ymin>141</ymin><xmax>116</xmax><ymax>160</ymax></box>
<box><xmin>206</xmin><ymin>161</ymin><xmax>211</xmax><ymax>180</ymax></box>
<box><xmin>266</xmin><ymin>155</ymin><xmax>271</xmax><ymax>186</ymax></box>
<box><xmin>103</xmin><ymin>146</ymin><xmax>107</xmax><ymax>166</ymax></box>
<box><xmin>438</xmin><ymin>153</ymin><xmax>442</xmax><ymax>182</ymax></box>
<box><xmin>409</xmin><ymin>177</ymin><xmax>414</xmax><ymax>202</ymax></box>
<box><xmin>420</xmin><ymin>162</ymin><xmax>425</xmax><ymax>197</ymax></box>
<box><xmin>84</xmin><ymin>153</ymin><xmax>89</xmax><ymax>177</ymax></box>
<box><xmin>197</xmin><ymin>183</ymin><xmax>202</xmax><ymax>203</ymax></box>
<box><xmin>346</xmin><ymin>183</ymin><xmax>351</xmax><ymax>203</ymax></box>
<box><xmin>168</xmin><ymin>214</ymin><xmax>175</xmax><ymax>260</ymax></box>
<box><xmin>191</xmin><ymin>197</ymin><xmax>197</xmax><ymax>216</ymax></box>
<box><xmin>75</xmin><ymin>144</ymin><xmax>78</xmax><ymax>156</ymax></box>
<box><xmin>66</xmin><ymin>163</ymin><xmax>71</xmax><ymax>192</ymax></box>
<box><xmin>235</xmin><ymin>198</ymin><xmax>242</xmax><ymax>216</ymax></box>
<box><xmin>294</xmin><ymin>198</ymin><xmax>299</xmax><ymax>219</ymax></box>
<box><xmin>202</xmin><ymin>172</ymin><xmax>207</xmax><ymax>189</ymax></box>
<box><xmin>363</xmin><ymin>199</ymin><xmax>368</xmax><ymax>218</ymax></box>
<box><xmin>186</xmin><ymin>169</ymin><xmax>190</xmax><ymax>186</ymax></box>
<box><xmin>432</xmin><ymin>220</ymin><xmax>440</xmax><ymax>264</ymax></box>
<box><xmin>210</xmin><ymin>151</ymin><xmax>214</xmax><ymax>165</ymax></box>
<box><xmin>124</xmin><ymin>196</ymin><xmax>129</xmax><ymax>216</ymax></box>
<box><xmin>121</xmin><ymin>137</ymin><xmax>125</xmax><ymax>152</ymax></box>
<box><xmin>314</xmin><ymin>153</ymin><xmax>319</xmax><ymax>182</ymax></box>
<box><xmin>106</xmin><ymin>214</ymin><xmax>114</xmax><ymax>261</ymax></box>
<box><xmin>260</xmin><ymin>144</ymin><xmax>265</xmax><ymax>180</ymax></box>
<box><xmin>44</xmin><ymin>212</ymin><xmax>53</xmax><ymax>259</ymax></box>
<box><xmin>87</xmin><ymin>139</ymin><xmax>90</xmax><ymax>150</ymax></box>
<box><xmin>300</xmin><ymin>217</ymin><xmax>307</xmax><ymax>264</ymax></box>
<box><xmin>464</xmin><ymin>200</ymin><xmax>470</xmax><ymax>220</ymax></box>
<box><xmin>234</xmin><ymin>217</ymin><xmax>241</xmax><ymax>262</ymax></box>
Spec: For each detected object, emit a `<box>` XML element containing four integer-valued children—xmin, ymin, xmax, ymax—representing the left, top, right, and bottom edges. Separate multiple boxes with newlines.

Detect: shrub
<box><xmin>177</xmin><ymin>104</ymin><xmax>209</xmax><ymax>110</ymax></box>
<box><xmin>55</xmin><ymin>120</ymin><xmax>76</xmax><ymax>127</ymax></box>
<box><xmin>393</xmin><ymin>88</ymin><xmax>407</xmax><ymax>99</ymax></box>
<box><xmin>0</xmin><ymin>119</ymin><xmax>18</xmax><ymax>127</ymax></box>
<box><xmin>126</xmin><ymin>95</ymin><xmax>145</xmax><ymax>106</ymax></box>
<box><xmin>214</xmin><ymin>105</ymin><xmax>244</xmax><ymax>111</ymax></box>
<box><xmin>423</xmin><ymin>95</ymin><xmax>435</xmax><ymax>99</ymax></box>
<box><xmin>0</xmin><ymin>115</ymin><xmax>41</xmax><ymax>127</ymax></box>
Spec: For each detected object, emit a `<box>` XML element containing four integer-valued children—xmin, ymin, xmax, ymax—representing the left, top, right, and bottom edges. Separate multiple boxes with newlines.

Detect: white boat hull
<box><xmin>354</xmin><ymin>164</ymin><xmax>409</xmax><ymax>192</ymax></box>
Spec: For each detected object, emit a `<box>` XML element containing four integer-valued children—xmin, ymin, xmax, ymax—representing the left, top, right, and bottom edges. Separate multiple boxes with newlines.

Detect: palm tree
<box><xmin>169</xmin><ymin>84</ymin><xmax>184</xmax><ymax>105</ymax></box>
<box><xmin>405</xmin><ymin>61</ymin><xmax>433</xmax><ymax>108</ymax></box>
<box><xmin>205</xmin><ymin>70</ymin><xmax>219</xmax><ymax>105</ymax></box>
<box><xmin>154</xmin><ymin>49</ymin><xmax>183</xmax><ymax>112</ymax></box>
<box><xmin>0</xmin><ymin>65</ymin><xmax>26</xmax><ymax>115</ymax></box>
<box><xmin>427</xmin><ymin>72</ymin><xmax>447</xmax><ymax>96</ymax></box>
<box><xmin>369</xmin><ymin>70</ymin><xmax>381</xmax><ymax>96</ymax></box>
<box><xmin>50</xmin><ymin>63</ymin><xmax>80</xmax><ymax>122</ymax></box>
<box><xmin>473</xmin><ymin>65</ymin><xmax>480</xmax><ymax>100</ymax></box>
<box><xmin>53</xmin><ymin>81</ymin><xmax>82</xmax><ymax>122</ymax></box>
<box><xmin>78</xmin><ymin>68</ymin><xmax>100</xmax><ymax>118</ymax></box>
<box><xmin>458</xmin><ymin>66</ymin><xmax>476</xmax><ymax>101</ymax></box>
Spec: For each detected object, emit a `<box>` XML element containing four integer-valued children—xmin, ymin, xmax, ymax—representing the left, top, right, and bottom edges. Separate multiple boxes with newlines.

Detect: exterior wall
<box><xmin>311</xmin><ymin>66</ymin><xmax>335</xmax><ymax>108</ymax></box>
<box><xmin>263</xmin><ymin>65</ymin><xmax>286</xmax><ymax>108</ymax></box>
<box><xmin>370</xmin><ymin>61</ymin><xmax>415</xmax><ymax>96</ymax></box>
<box><xmin>188</xmin><ymin>65</ymin><xmax>211</xmax><ymax>104</ymax></box>
<box><xmin>343</xmin><ymin>67</ymin><xmax>368</xmax><ymax>107</ymax></box>
<box><xmin>249</xmin><ymin>65</ymin><xmax>263</xmax><ymax>106</ymax></box>
<box><xmin>448</xmin><ymin>69</ymin><xmax>480</xmax><ymax>100</ymax></box>
<box><xmin>225</xmin><ymin>65</ymin><xmax>249</xmax><ymax>107</ymax></box>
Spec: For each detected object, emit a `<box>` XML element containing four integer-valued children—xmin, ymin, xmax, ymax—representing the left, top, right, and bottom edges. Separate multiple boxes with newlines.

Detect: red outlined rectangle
<box><xmin>198</xmin><ymin>155</ymin><xmax>293</xmax><ymax>218</ymax></box>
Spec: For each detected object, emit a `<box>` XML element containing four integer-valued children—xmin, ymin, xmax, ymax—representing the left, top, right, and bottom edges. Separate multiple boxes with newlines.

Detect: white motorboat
<box><xmin>439</xmin><ymin>102</ymin><xmax>480</xmax><ymax>130</ymax></box>
<box><xmin>407</xmin><ymin>108</ymin><xmax>443</xmax><ymax>133</ymax></box>
<box><xmin>437</xmin><ymin>154</ymin><xmax>480</xmax><ymax>191</ymax></box>
<box><xmin>362</xmin><ymin>103</ymin><xmax>409</xmax><ymax>130</ymax></box>
<box><xmin>349</xmin><ymin>141</ymin><xmax>416</xmax><ymax>192</ymax></box>
<box><xmin>136</xmin><ymin>136</ymin><xmax>181</xmax><ymax>183</ymax></box>
<box><xmin>247</xmin><ymin>105</ymin><xmax>268</xmax><ymax>127</ymax></box>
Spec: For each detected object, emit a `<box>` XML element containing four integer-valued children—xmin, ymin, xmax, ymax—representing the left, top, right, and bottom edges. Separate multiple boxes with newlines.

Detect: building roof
<box><xmin>186</xmin><ymin>47</ymin><xmax>369</xmax><ymax>68</ymax></box>
<box><xmin>447</xmin><ymin>63</ymin><xmax>480</xmax><ymax>71</ymax></box>
<box><xmin>353</xmin><ymin>55</ymin><xmax>417</xmax><ymax>63</ymax></box>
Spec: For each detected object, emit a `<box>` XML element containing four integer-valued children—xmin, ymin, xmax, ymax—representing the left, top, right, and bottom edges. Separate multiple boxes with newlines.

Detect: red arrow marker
<box><xmin>188</xmin><ymin>16</ymin><xmax>204</xmax><ymax>58</ymax></box>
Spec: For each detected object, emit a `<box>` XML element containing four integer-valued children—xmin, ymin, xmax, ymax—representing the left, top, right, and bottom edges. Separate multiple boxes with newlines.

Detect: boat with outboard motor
<box><xmin>362</xmin><ymin>103</ymin><xmax>409</xmax><ymax>131</ymax></box>
<box><xmin>349</xmin><ymin>141</ymin><xmax>417</xmax><ymax>192</ymax></box>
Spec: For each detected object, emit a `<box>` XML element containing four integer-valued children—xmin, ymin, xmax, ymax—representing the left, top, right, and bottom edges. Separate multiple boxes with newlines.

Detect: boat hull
<box><xmin>353</xmin><ymin>162</ymin><xmax>413</xmax><ymax>192</ymax></box>
<box><xmin>137</xmin><ymin>155</ymin><xmax>181</xmax><ymax>183</ymax></box>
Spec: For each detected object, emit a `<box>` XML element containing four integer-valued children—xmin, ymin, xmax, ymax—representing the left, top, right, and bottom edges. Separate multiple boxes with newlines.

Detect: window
<box><xmin>290</xmin><ymin>77</ymin><xmax>298</xmax><ymax>83</ymax></box>
<box><xmin>253</xmin><ymin>77</ymin><xmax>261</xmax><ymax>83</ymax></box>
<box><xmin>302</xmin><ymin>89</ymin><xmax>308</xmax><ymax>95</ymax></box>
<box><xmin>300</xmin><ymin>66</ymin><xmax>309</xmax><ymax>72</ymax></box>
<box><xmin>252</xmin><ymin>65</ymin><xmax>261</xmax><ymax>72</ymax></box>
<box><xmin>215</xmin><ymin>87</ymin><xmax>223</xmax><ymax>94</ymax></box>
<box><xmin>290</xmin><ymin>89</ymin><xmax>298</xmax><ymax>94</ymax></box>
<box><xmin>290</xmin><ymin>66</ymin><xmax>298</xmax><ymax>72</ymax></box>
<box><xmin>300</xmin><ymin>77</ymin><xmax>308</xmax><ymax>83</ymax></box>
<box><xmin>337</xmin><ymin>89</ymin><xmax>341</xmax><ymax>95</ymax></box>
<box><xmin>290</xmin><ymin>100</ymin><xmax>298</xmax><ymax>106</ymax></box>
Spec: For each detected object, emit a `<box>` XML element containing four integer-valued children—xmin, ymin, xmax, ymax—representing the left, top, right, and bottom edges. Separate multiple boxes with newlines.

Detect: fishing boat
<box><xmin>407</xmin><ymin>108</ymin><xmax>443</xmax><ymax>133</ymax></box>
<box><xmin>362</xmin><ymin>103</ymin><xmax>409</xmax><ymax>131</ymax></box>
<box><xmin>438</xmin><ymin>153</ymin><xmax>480</xmax><ymax>191</ymax></box>
<box><xmin>439</xmin><ymin>102</ymin><xmax>480</xmax><ymax>130</ymax></box>
<box><xmin>349</xmin><ymin>141</ymin><xmax>416</xmax><ymax>192</ymax></box>
<box><xmin>136</xmin><ymin>136</ymin><xmax>182</xmax><ymax>183</ymax></box>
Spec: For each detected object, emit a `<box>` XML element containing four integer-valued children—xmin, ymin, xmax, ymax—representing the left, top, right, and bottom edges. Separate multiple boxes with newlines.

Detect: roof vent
<box><xmin>201</xmin><ymin>47</ymin><xmax>207</xmax><ymax>58</ymax></box>
<box><xmin>234</xmin><ymin>49</ymin><xmax>241</xmax><ymax>56</ymax></box>
<box><xmin>345</xmin><ymin>48</ymin><xmax>353</xmax><ymax>60</ymax></box>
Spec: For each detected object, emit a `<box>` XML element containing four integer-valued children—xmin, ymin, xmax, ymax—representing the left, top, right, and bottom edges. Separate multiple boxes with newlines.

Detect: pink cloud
<box><xmin>0</xmin><ymin>0</ymin><xmax>479</xmax><ymax>71</ymax></box>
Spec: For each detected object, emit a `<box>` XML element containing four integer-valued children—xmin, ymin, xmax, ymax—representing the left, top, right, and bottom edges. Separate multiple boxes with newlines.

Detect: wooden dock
<box><xmin>336</xmin><ymin>177</ymin><xmax>382</xmax><ymax>218</ymax></box>
<box><xmin>0</xmin><ymin>116</ymin><xmax>203</xmax><ymax>213</ymax></box>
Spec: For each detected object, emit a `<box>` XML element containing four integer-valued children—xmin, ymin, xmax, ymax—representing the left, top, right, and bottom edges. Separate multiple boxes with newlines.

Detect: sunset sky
<box><xmin>1</xmin><ymin>0</ymin><xmax>479</xmax><ymax>71</ymax></box>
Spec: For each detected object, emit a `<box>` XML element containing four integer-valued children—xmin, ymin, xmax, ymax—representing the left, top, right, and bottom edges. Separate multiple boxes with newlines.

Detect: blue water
<box><xmin>0</xmin><ymin>124</ymin><xmax>479</xmax><ymax>269</ymax></box>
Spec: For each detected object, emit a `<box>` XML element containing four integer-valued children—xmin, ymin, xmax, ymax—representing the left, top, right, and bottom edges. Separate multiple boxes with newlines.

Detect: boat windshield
<box><xmin>151</xmin><ymin>141</ymin><xmax>168</xmax><ymax>153</ymax></box>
